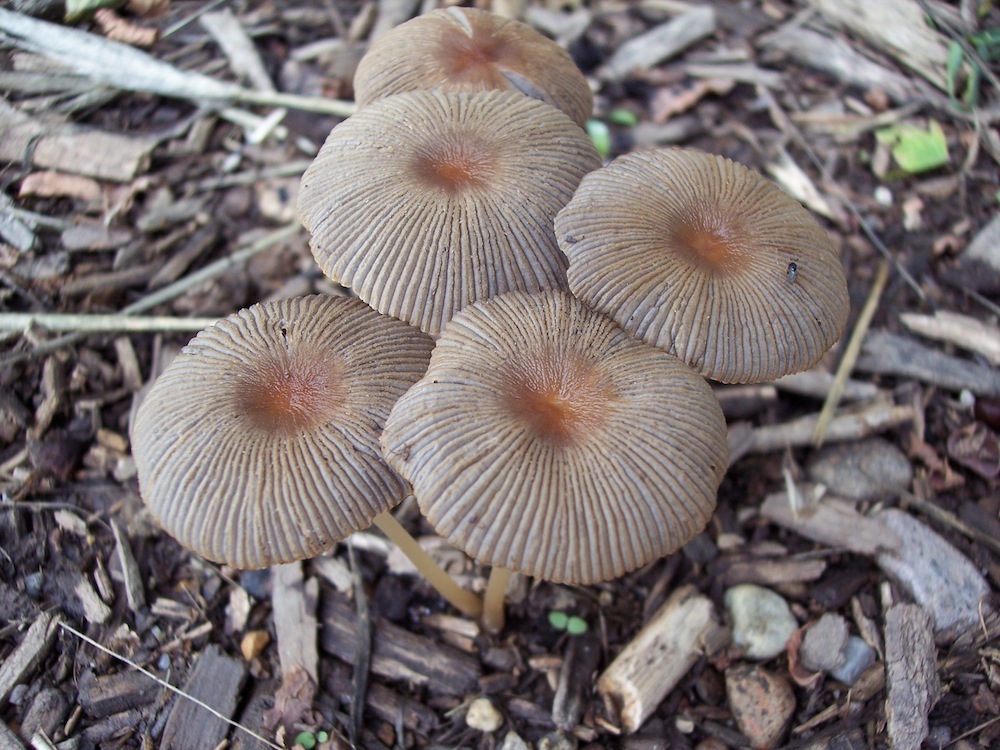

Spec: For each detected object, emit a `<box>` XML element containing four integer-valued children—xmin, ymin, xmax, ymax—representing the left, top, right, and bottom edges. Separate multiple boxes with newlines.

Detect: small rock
<box><xmin>829</xmin><ymin>636</ymin><xmax>877</xmax><ymax>685</ymax></box>
<box><xmin>725</xmin><ymin>664</ymin><xmax>795</xmax><ymax>749</ymax></box>
<box><xmin>500</xmin><ymin>731</ymin><xmax>531</xmax><ymax>750</ymax></box>
<box><xmin>800</xmin><ymin>613</ymin><xmax>849</xmax><ymax>672</ymax></box>
<box><xmin>240</xmin><ymin>629</ymin><xmax>270</xmax><ymax>661</ymax></box>
<box><xmin>875</xmin><ymin>508</ymin><xmax>991</xmax><ymax>637</ymax></box>
<box><xmin>537</xmin><ymin>731</ymin><xmax>575</xmax><ymax>750</ymax></box>
<box><xmin>466</xmin><ymin>697</ymin><xmax>504</xmax><ymax>733</ymax></box>
<box><xmin>806</xmin><ymin>438</ymin><xmax>912</xmax><ymax>501</ymax></box>
<box><xmin>725</xmin><ymin>584</ymin><xmax>798</xmax><ymax>660</ymax></box>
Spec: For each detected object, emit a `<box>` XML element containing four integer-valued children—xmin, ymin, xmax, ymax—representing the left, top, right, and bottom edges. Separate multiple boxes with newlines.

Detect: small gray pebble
<box><xmin>829</xmin><ymin>636</ymin><xmax>877</xmax><ymax>685</ymax></box>
<box><xmin>807</xmin><ymin>438</ymin><xmax>912</xmax><ymax>501</ymax></box>
<box><xmin>800</xmin><ymin>613</ymin><xmax>849</xmax><ymax>673</ymax></box>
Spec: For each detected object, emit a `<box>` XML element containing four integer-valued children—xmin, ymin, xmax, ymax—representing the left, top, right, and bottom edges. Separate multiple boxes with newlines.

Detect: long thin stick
<box><xmin>58</xmin><ymin>620</ymin><xmax>282</xmax><ymax>750</ymax></box>
<box><xmin>0</xmin><ymin>313</ymin><xmax>217</xmax><ymax>333</ymax></box>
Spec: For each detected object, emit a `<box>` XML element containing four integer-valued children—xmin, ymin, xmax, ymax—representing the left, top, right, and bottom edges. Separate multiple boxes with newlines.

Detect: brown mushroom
<box><xmin>354</xmin><ymin>7</ymin><xmax>593</xmax><ymax>127</ymax></box>
<box><xmin>555</xmin><ymin>148</ymin><xmax>850</xmax><ymax>384</ymax></box>
<box><xmin>297</xmin><ymin>89</ymin><xmax>601</xmax><ymax>335</ymax></box>
<box><xmin>131</xmin><ymin>294</ymin><xmax>481</xmax><ymax>616</ymax></box>
<box><xmin>380</xmin><ymin>290</ymin><xmax>729</xmax><ymax>630</ymax></box>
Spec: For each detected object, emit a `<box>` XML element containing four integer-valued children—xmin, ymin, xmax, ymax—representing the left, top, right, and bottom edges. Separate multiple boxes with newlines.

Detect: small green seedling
<box><xmin>585</xmin><ymin>119</ymin><xmax>611</xmax><ymax>159</ymax></box>
<box><xmin>606</xmin><ymin>108</ymin><xmax>638</xmax><ymax>127</ymax></box>
<box><xmin>875</xmin><ymin>121</ymin><xmax>949</xmax><ymax>174</ymax></box>
<box><xmin>548</xmin><ymin>610</ymin><xmax>588</xmax><ymax>635</ymax></box>
<box><xmin>294</xmin><ymin>729</ymin><xmax>329</xmax><ymax>749</ymax></box>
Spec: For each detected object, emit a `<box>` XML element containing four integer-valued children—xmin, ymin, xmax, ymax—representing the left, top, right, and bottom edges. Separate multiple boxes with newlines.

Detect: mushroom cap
<box><xmin>556</xmin><ymin>148</ymin><xmax>850</xmax><ymax>384</ymax></box>
<box><xmin>297</xmin><ymin>89</ymin><xmax>602</xmax><ymax>336</ymax></box>
<box><xmin>354</xmin><ymin>7</ymin><xmax>593</xmax><ymax>127</ymax></box>
<box><xmin>131</xmin><ymin>295</ymin><xmax>434</xmax><ymax>569</ymax></box>
<box><xmin>380</xmin><ymin>291</ymin><xmax>729</xmax><ymax>584</ymax></box>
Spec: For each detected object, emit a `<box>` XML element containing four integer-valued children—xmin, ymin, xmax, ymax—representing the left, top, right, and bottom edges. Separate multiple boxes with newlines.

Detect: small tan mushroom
<box><xmin>381</xmin><ymin>290</ymin><xmax>729</xmax><ymax>629</ymax></box>
<box><xmin>556</xmin><ymin>148</ymin><xmax>850</xmax><ymax>384</ymax></box>
<box><xmin>354</xmin><ymin>6</ymin><xmax>593</xmax><ymax>127</ymax></box>
<box><xmin>297</xmin><ymin>89</ymin><xmax>601</xmax><ymax>335</ymax></box>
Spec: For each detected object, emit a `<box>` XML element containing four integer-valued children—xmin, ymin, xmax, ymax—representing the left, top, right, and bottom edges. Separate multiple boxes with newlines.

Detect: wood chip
<box><xmin>597</xmin><ymin>585</ymin><xmax>723</xmax><ymax>733</ymax></box>
<box><xmin>271</xmin><ymin>562</ymin><xmax>319</xmax><ymax>684</ymax></box>
<box><xmin>598</xmin><ymin>8</ymin><xmax>716</xmax><ymax>80</ymax></box>
<box><xmin>111</xmin><ymin>516</ymin><xmax>146</xmax><ymax>613</ymax></box>
<box><xmin>0</xmin><ymin>611</ymin><xmax>59</xmax><ymax>709</ymax></box>
<box><xmin>325</xmin><ymin>662</ymin><xmax>440</xmax><ymax>735</ymax></box>
<box><xmin>160</xmin><ymin>644</ymin><xmax>248</xmax><ymax>750</ymax></box>
<box><xmin>0</xmin><ymin>720</ymin><xmax>27</xmax><ymax>750</ymax></box>
<box><xmin>552</xmin><ymin>634</ymin><xmax>601</xmax><ymax>731</ymax></box>
<box><xmin>900</xmin><ymin>310</ymin><xmax>1000</xmax><ymax>366</ymax></box>
<box><xmin>77</xmin><ymin>669</ymin><xmax>159</xmax><ymax>718</ymax></box>
<box><xmin>856</xmin><ymin>329</ymin><xmax>1000</xmax><ymax>397</ymax></box>
<box><xmin>320</xmin><ymin>594</ymin><xmax>481</xmax><ymax>696</ymax></box>
<box><xmin>884</xmin><ymin>604</ymin><xmax>939</xmax><ymax>750</ymax></box>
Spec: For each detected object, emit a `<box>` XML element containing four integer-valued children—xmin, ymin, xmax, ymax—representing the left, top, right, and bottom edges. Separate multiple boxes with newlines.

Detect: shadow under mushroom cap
<box><xmin>131</xmin><ymin>295</ymin><xmax>434</xmax><ymax>569</ymax></box>
<box><xmin>380</xmin><ymin>290</ymin><xmax>729</xmax><ymax>584</ymax></box>
<box><xmin>556</xmin><ymin>148</ymin><xmax>850</xmax><ymax>384</ymax></box>
<box><xmin>297</xmin><ymin>89</ymin><xmax>601</xmax><ymax>336</ymax></box>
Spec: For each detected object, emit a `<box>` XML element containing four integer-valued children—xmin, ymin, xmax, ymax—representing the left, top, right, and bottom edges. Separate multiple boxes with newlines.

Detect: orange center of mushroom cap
<box><xmin>503</xmin><ymin>353</ymin><xmax>615</xmax><ymax>447</ymax></box>
<box><xmin>412</xmin><ymin>135</ymin><xmax>498</xmax><ymax>194</ymax></box>
<box><xmin>437</xmin><ymin>19</ymin><xmax>514</xmax><ymax>88</ymax></box>
<box><xmin>670</xmin><ymin>209</ymin><xmax>753</xmax><ymax>276</ymax></box>
<box><xmin>237</xmin><ymin>354</ymin><xmax>346</xmax><ymax>436</ymax></box>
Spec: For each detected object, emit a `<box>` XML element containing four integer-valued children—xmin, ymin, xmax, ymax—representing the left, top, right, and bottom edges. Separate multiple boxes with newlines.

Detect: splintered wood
<box><xmin>885</xmin><ymin>604</ymin><xmax>939</xmax><ymax>750</ymax></box>
<box><xmin>597</xmin><ymin>585</ymin><xmax>724</xmax><ymax>734</ymax></box>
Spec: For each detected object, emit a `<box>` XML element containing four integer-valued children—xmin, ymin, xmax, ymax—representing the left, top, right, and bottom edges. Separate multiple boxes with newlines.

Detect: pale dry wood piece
<box><xmin>160</xmin><ymin>644</ymin><xmax>248</xmax><ymax>750</ymax></box>
<box><xmin>774</xmin><ymin>370</ymin><xmax>879</xmax><ymax>403</ymax></box>
<box><xmin>73</xmin><ymin>573</ymin><xmax>112</xmax><ymax>624</ymax></box>
<box><xmin>900</xmin><ymin>310</ymin><xmax>1000</xmax><ymax>366</ymax></box>
<box><xmin>597</xmin><ymin>585</ymin><xmax>723</xmax><ymax>734</ymax></box>
<box><xmin>0</xmin><ymin>192</ymin><xmax>38</xmax><ymax>252</ymax></box>
<box><xmin>714</xmin><ymin>553</ymin><xmax>827</xmax><ymax>588</ymax></box>
<box><xmin>0</xmin><ymin>100</ymin><xmax>157</xmax><ymax>182</ymax></box>
<box><xmin>200</xmin><ymin>9</ymin><xmax>276</xmax><ymax>93</ymax></box>
<box><xmin>271</xmin><ymin>562</ymin><xmax>319</xmax><ymax>685</ymax></box>
<box><xmin>884</xmin><ymin>604</ymin><xmax>939</xmax><ymax>750</ymax></box>
<box><xmin>0</xmin><ymin>720</ymin><xmax>26</xmax><ymax>750</ymax></box>
<box><xmin>806</xmin><ymin>0</ymin><xmax>952</xmax><ymax>90</ymax></box>
<box><xmin>598</xmin><ymin>7</ymin><xmax>716</xmax><ymax>80</ymax></box>
<box><xmin>370</xmin><ymin>0</ymin><xmax>420</xmax><ymax>41</ymax></box>
<box><xmin>319</xmin><ymin>594</ymin><xmax>481</xmax><ymax>696</ymax></box>
<box><xmin>761</xmin><ymin>25</ymin><xmax>921</xmax><ymax>103</ymax></box>
<box><xmin>685</xmin><ymin>62</ymin><xmax>783</xmax><ymax>87</ymax></box>
<box><xmin>856</xmin><ymin>329</ymin><xmax>1000</xmax><ymax>397</ymax></box>
<box><xmin>742</xmin><ymin>400</ymin><xmax>917</xmax><ymax>457</ymax></box>
<box><xmin>110</xmin><ymin>517</ymin><xmax>145</xmax><ymax>613</ymax></box>
<box><xmin>552</xmin><ymin>633</ymin><xmax>601</xmax><ymax>731</ymax></box>
<box><xmin>0</xmin><ymin>312</ymin><xmax>218</xmax><ymax>333</ymax></box>
<box><xmin>760</xmin><ymin>490</ymin><xmax>901</xmax><ymax>556</ymax></box>
<box><xmin>0</xmin><ymin>611</ymin><xmax>59</xmax><ymax>708</ymax></box>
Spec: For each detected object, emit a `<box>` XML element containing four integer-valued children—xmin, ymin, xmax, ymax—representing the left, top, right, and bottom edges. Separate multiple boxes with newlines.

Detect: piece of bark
<box><xmin>160</xmin><ymin>644</ymin><xmax>248</xmax><ymax>750</ymax></box>
<box><xmin>77</xmin><ymin>669</ymin><xmax>159</xmax><ymax>718</ymax></box>
<box><xmin>320</xmin><ymin>593</ymin><xmax>480</xmax><ymax>696</ymax></box>
<box><xmin>761</xmin><ymin>25</ymin><xmax>921</xmax><ymax>103</ymax></box>
<box><xmin>110</xmin><ymin>517</ymin><xmax>145</xmax><ymax>613</ymax></box>
<box><xmin>0</xmin><ymin>611</ymin><xmax>59</xmax><ymax>708</ymax></box>
<box><xmin>200</xmin><ymin>9</ymin><xmax>276</xmax><ymax>93</ymax></box>
<box><xmin>552</xmin><ymin>633</ymin><xmax>601</xmax><ymax>731</ymax></box>
<box><xmin>742</xmin><ymin>401</ymin><xmax>917</xmax><ymax>458</ymax></box>
<box><xmin>272</xmin><ymin>562</ymin><xmax>319</xmax><ymax>684</ymax></box>
<box><xmin>806</xmin><ymin>0</ymin><xmax>952</xmax><ymax>90</ymax></box>
<box><xmin>713</xmin><ymin>553</ymin><xmax>827</xmax><ymax>588</ymax></box>
<box><xmin>598</xmin><ymin>8</ymin><xmax>716</xmax><ymax>80</ymax></box>
<box><xmin>0</xmin><ymin>100</ymin><xmax>156</xmax><ymax>182</ymax></box>
<box><xmin>773</xmin><ymin>369</ymin><xmax>880</xmax><ymax>403</ymax></box>
<box><xmin>884</xmin><ymin>604</ymin><xmax>939</xmax><ymax>750</ymax></box>
<box><xmin>0</xmin><ymin>721</ymin><xmax>27</xmax><ymax>750</ymax></box>
<box><xmin>900</xmin><ymin>310</ymin><xmax>1000</xmax><ymax>366</ymax></box>
<box><xmin>230</xmin><ymin>679</ymin><xmax>278</xmax><ymax>750</ymax></box>
<box><xmin>856</xmin><ymin>329</ymin><xmax>1000</xmax><ymax>397</ymax></box>
<box><xmin>760</xmin><ymin>490</ymin><xmax>901</xmax><ymax>556</ymax></box>
<box><xmin>597</xmin><ymin>585</ymin><xmax>723</xmax><ymax>734</ymax></box>
<box><xmin>324</xmin><ymin>662</ymin><xmax>439</xmax><ymax>735</ymax></box>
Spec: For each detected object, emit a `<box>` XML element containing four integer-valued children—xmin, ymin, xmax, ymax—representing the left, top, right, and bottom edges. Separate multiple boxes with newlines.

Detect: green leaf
<box><xmin>294</xmin><ymin>731</ymin><xmax>317</xmax><ymax>750</ymax></box>
<box><xmin>875</xmin><ymin>121</ymin><xmax>949</xmax><ymax>174</ymax></box>
<box><xmin>566</xmin><ymin>616</ymin><xmax>588</xmax><ymax>635</ymax></box>
<box><xmin>946</xmin><ymin>41</ymin><xmax>965</xmax><ymax>102</ymax></box>
<box><xmin>585</xmin><ymin>119</ymin><xmax>611</xmax><ymax>159</ymax></box>
<box><xmin>548</xmin><ymin>610</ymin><xmax>569</xmax><ymax>630</ymax></box>
<box><xmin>606</xmin><ymin>108</ymin><xmax>638</xmax><ymax>127</ymax></box>
<box><xmin>65</xmin><ymin>0</ymin><xmax>125</xmax><ymax>23</ymax></box>
<box><xmin>317</xmin><ymin>731</ymin><xmax>329</xmax><ymax>743</ymax></box>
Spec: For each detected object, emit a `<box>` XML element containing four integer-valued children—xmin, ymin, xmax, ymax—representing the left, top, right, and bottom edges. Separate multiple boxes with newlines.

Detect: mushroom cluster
<box><xmin>131</xmin><ymin>6</ymin><xmax>850</xmax><ymax>633</ymax></box>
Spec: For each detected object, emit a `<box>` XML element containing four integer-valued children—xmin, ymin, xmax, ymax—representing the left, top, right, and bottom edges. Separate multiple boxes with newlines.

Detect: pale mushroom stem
<box><xmin>372</xmin><ymin>511</ymin><xmax>483</xmax><ymax>618</ymax></box>
<box><xmin>482</xmin><ymin>566</ymin><xmax>512</xmax><ymax>633</ymax></box>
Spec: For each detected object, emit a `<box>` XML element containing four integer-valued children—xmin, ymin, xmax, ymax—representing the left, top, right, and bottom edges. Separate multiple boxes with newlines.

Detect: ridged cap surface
<box><xmin>354</xmin><ymin>7</ymin><xmax>593</xmax><ymax>126</ymax></box>
<box><xmin>132</xmin><ymin>295</ymin><xmax>434</xmax><ymax>569</ymax></box>
<box><xmin>381</xmin><ymin>291</ymin><xmax>728</xmax><ymax>584</ymax></box>
<box><xmin>556</xmin><ymin>148</ymin><xmax>850</xmax><ymax>384</ymax></box>
<box><xmin>298</xmin><ymin>90</ymin><xmax>601</xmax><ymax>335</ymax></box>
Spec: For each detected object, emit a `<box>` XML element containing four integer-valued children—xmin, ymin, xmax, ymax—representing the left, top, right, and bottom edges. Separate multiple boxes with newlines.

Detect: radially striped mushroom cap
<box><xmin>380</xmin><ymin>291</ymin><xmax>729</xmax><ymax>584</ymax></box>
<box><xmin>131</xmin><ymin>295</ymin><xmax>434</xmax><ymax>569</ymax></box>
<box><xmin>556</xmin><ymin>148</ymin><xmax>850</xmax><ymax>384</ymax></box>
<box><xmin>297</xmin><ymin>90</ymin><xmax>602</xmax><ymax>336</ymax></box>
<box><xmin>354</xmin><ymin>6</ymin><xmax>593</xmax><ymax>127</ymax></box>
